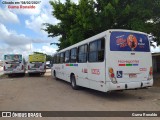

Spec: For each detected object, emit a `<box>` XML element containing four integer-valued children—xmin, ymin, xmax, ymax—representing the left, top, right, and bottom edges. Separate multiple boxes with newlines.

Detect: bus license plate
<box><xmin>129</xmin><ymin>74</ymin><xmax>137</xmax><ymax>78</ymax></box>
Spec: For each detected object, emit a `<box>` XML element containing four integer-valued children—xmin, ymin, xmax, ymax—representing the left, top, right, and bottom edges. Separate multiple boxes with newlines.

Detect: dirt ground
<box><xmin>0</xmin><ymin>69</ymin><xmax>160</xmax><ymax>120</ymax></box>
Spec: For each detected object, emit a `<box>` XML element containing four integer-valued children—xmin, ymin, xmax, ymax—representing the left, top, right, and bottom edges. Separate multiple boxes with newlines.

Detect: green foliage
<box><xmin>33</xmin><ymin>52</ymin><xmax>44</xmax><ymax>55</ymax></box>
<box><xmin>44</xmin><ymin>0</ymin><xmax>160</xmax><ymax>50</ymax></box>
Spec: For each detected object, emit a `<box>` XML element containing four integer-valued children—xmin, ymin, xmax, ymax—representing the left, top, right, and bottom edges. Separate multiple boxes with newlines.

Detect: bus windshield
<box><xmin>4</xmin><ymin>55</ymin><xmax>22</xmax><ymax>62</ymax></box>
<box><xmin>110</xmin><ymin>31</ymin><xmax>150</xmax><ymax>52</ymax></box>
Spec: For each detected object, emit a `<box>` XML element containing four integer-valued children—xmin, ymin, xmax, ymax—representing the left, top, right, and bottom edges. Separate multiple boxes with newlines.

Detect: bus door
<box><xmin>87</xmin><ymin>38</ymin><xmax>106</xmax><ymax>91</ymax></box>
<box><xmin>76</xmin><ymin>45</ymin><xmax>89</xmax><ymax>88</ymax></box>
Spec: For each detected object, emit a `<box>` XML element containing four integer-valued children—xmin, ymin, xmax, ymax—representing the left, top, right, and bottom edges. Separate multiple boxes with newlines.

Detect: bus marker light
<box><xmin>149</xmin><ymin>67</ymin><xmax>153</xmax><ymax>75</ymax></box>
<box><xmin>109</xmin><ymin>68</ymin><xmax>113</xmax><ymax>73</ymax></box>
<box><xmin>148</xmin><ymin>67</ymin><xmax>153</xmax><ymax>80</ymax></box>
<box><xmin>111</xmin><ymin>73</ymin><xmax>114</xmax><ymax>78</ymax></box>
<box><xmin>108</xmin><ymin>68</ymin><xmax>117</xmax><ymax>84</ymax></box>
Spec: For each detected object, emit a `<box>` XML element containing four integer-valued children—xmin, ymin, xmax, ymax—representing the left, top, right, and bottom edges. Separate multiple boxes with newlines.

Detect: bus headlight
<box><xmin>109</xmin><ymin>68</ymin><xmax>117</xmax><ymax>84</ymax></box>
<box><xmin>147</xmin><ymin>67</ymin><xmax>153</xmax><ymax>80</ymax></box>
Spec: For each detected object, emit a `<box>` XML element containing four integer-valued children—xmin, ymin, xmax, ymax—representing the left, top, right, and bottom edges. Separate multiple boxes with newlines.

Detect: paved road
<box><xmin>0</xmin><ymin>69</ymin><xmax>159</xmax><ymax>120</ymax></box>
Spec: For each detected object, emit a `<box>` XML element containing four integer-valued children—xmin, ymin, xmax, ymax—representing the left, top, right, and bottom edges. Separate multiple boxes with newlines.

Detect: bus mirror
<box><xmin>148</xmin><ymin>35</ymin><xmax>153</xmax><ymax>42</ymax></box>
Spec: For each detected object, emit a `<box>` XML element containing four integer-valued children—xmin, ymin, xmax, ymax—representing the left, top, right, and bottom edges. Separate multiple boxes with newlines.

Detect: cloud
<box><xmin>42</xmin><ymin>45</ymin><xmax>57</xmax><ymax>55</ymax></box>
<box><xmin>0</xmin><ymin>23</ymin><xmax>58</xmax><ymax>60</ymax></box>
<box><xmin>24</xmin><ymin>0</ymin><xmax>79</xmax><ymax>34</ymax></box>
<box><xmin>25</xmin><ymin>9</ymin><xmax>59</xmax><ymax>34</ymax></box>
<box><xmin>25</xmin><ymin>2</ymin><xmax>59</xmax><ymax>35</ymax></box>
<box><xmin>0</xmin><ymin>23</ymin><xmax>31</xmax><ymax>46</ymax></box>
<box><xmin>32</xmin><ymin>45</ymin><xmax>57</xmax><ymax>55</ymax></box>
<box><xmin>0</xmin><ymin>43</ymin><xmax>33</xmax><ymax>61</ymax></box>
<box><xmin>0</xmin><ymin>23</ymin><xmax>58</xmax><ymax>45</ymax></box>
<box><xmin>0</xmin><ymin>8</ymin><xmax>19</xmax><ymax>23</ymax></box>
<box><xmin>57</xmin><ymin>0</ymin><xmax>79</xmax><ymax>4</ymax></box>
<box><xmin>0</xmin><ymin>43</ymin><xmax>57</xmax><ymax>61</ymax></box>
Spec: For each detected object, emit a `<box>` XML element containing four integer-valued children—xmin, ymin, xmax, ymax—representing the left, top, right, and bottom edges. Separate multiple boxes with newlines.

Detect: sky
<box><xmin>0</xmin><ymin>0</ymin><xmax>159</xmax><ymax>61</ymax></box>
<box><xmin>0</xmin><ymin>0</ymin><xmax>78</xmax><ymax>61</ymax></box>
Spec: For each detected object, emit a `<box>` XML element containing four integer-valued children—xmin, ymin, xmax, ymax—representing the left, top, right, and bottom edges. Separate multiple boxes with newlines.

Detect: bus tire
<box><xmin>21</xmin><ymin>73</ymin><xmax>25</xmax><ymax>77</ymax></box>
<box><xmin>28</xmin><ymin>73</ymin><xmax>32</xmax><ymax>76</ymax></box>
<box><xmin>8</xmin><ymin>74</ymin><xmax>12</xmax><ymax>78</ymax></box>
<box><xmin>53</xmin><ymin>71</ymin><xmax>57</xmax><ymax>80</ymax></box>
<box><xmin>41</xmin><ymin>72</ymin><xmax>45</xmax><ymax>76</ymax></box>
<box><xmin>71</xmin><ymin>74</ymin><xmax>79</xmax><ymax>90</ymax></box>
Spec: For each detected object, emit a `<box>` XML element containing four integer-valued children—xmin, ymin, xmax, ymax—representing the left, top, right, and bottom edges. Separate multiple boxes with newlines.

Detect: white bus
<box><xmin>3</xmin><ymin>54</ymin><xmax>25</xmax><ymax>77</ymax></box>
<box><xmin>27</xmin><ymin>54</ymin><xmax>46</xmax><ymax>76</ymax></box>
<box><xmin>51</xmin><ymin>29</ymin><xmax>153</xmax><ymax>92</ymax></box>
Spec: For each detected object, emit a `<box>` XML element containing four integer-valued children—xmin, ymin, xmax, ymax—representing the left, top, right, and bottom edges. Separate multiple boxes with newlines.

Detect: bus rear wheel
<box><xmin>8</xmin><ymin>74</ymin><xmax>12</xmax><ymax>78</ymax></box>
<box><xmin>53</xmin><ymin>71</ymin><xmax>57</xmax><ymax>80</ymax></box>
<box><xmin>21</xmin><ymin>73</ymin><xmax>25</xmax><ymax>77</ymax></box>
<box><xmin>71</xmin><ymin>75</ymin><xmax>79</xmax><ymax>90</ymax></box>
<box><xmin>28</xmin><ymin>73</ymin><xmax>32</xmax><ymax>76</ymax></box>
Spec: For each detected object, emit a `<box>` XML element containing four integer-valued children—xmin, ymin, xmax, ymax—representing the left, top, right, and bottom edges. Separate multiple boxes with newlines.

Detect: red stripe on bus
<box><xmin>66</xmin><ymin>64</ymin><xmax>69</xmax><ymax>66</ymax></box>
<box><xmin>119</xmin><ymin>64</ymin><xmax>125</xmax><ymax>66</ymax></box>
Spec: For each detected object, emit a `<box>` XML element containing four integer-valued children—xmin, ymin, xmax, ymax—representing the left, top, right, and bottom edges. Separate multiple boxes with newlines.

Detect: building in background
<box><xmin>152</xmin><ymin>53</ymin><xmax>160</xmax><ymax>72</ymax></box>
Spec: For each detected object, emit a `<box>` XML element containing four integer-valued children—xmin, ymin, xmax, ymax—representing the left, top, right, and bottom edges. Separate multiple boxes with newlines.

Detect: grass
<box><xmin>0</xmin><ymin>74</ymin><xmax>7</xmax><ymax>79</ymax></box>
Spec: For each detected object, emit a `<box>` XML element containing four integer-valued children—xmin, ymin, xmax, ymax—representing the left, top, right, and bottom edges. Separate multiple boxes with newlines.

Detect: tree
<box><xmin>44</xmin><ymin>0</ymin><xmax>160</xmax><ymax>50</ymax></box>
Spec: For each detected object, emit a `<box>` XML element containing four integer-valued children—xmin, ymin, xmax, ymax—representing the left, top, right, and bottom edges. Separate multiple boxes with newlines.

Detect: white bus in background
<box><xmin>27</xmin><ymin>54</ymin><xmax>46</xmax><ymax>76</ymax></box>
<box><xmin>51</xmin><ymin>29</ymin><xmax>153</xmax><ymax>92</ymax></box>
<box><xmin>3</xmin><ymin>54</ymin><xmax>25</xmax><ymax>77</ymax></box>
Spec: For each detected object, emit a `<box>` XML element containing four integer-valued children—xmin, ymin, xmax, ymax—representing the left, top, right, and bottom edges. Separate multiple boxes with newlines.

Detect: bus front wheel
<box><xmin>71</xmin><ymin>75</ymin><xmax>79</xmax><ymax>90</ymax></box>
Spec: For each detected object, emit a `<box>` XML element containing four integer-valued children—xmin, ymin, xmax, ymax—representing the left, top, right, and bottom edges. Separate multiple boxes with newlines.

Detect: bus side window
<box><xmin>78</xmin><ymin>44</ymin><xmax>88</xmax><ymax>63</ymax></box>
<box><xmin>98</xmin><ymin>38</ymin><xmax>105</xmax><ymax>61</ymax></box>
<box><xmin>60</xmin><ymin>52</ymin><xmax>64</xmax><ymax>63</ymax></box>
<box><xmin>89</xmin><ymin>38</ymin><xmax>105</xmax><ymax>62</ymax></box>
<box><xmin>65</xmin><ymin>50</ymin><xmax>70</xmax><ymax>63</ymax></box>
<box><xmin>70</xmin><ymin>48</ymin><xmax>77</xmax><ymax>63</ymax></box>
